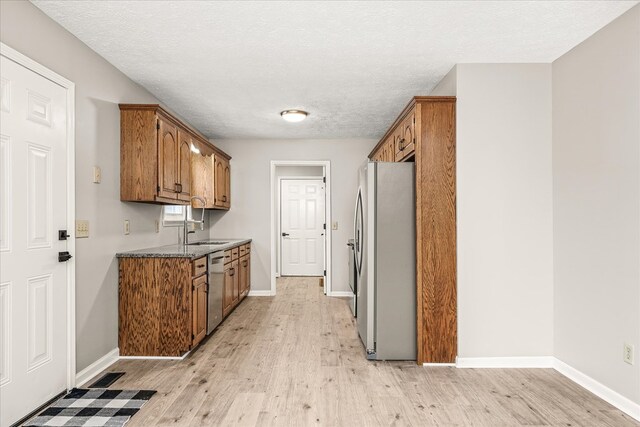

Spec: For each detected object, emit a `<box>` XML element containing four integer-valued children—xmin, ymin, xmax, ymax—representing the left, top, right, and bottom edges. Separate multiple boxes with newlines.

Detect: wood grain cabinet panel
<box><xmin>119</xmin><ymin>257</ymin><xmax>192</xmax><ymax>357</ymax></box>
<box><xmin>157</xmin><ymin>115</ymin><xmax>179</xmax><ymax>200</ymax></box>
<box><xmin>223</xmin><ymin>262</ymin><xmax>235</xmax><ymax>317</ymax></box>
<box><xmin>191</xmin><ymin>151</ymin><xmax>215</xmax><ymax>209</ymax></box>
<box><xmin>176</xmin><ymin>129</ymin><xmax>192</xmax><ymax>202</ymax></box>
<box><xmin>368</xmin><ymin>97</ymin><xmax>457</xmax><ymax>364</ymax></box>
<box><xmin>192</xmin><ymin>274</ymin><xmax>207</xmax><ymax>347</ymax></box>
<box><xmin>119</xmin><ymin>104</ymin><xmax>231</xmax><ymax>207</ymax></box>
<box><xmin>239</xmin><ymin>255</ymin><xmax>250</xmax><ymax>299</ymax></box>
<box><xmin>213</xmin><ymin>155</ymin><xmax>231</xmax><ymax>209</ymax></box>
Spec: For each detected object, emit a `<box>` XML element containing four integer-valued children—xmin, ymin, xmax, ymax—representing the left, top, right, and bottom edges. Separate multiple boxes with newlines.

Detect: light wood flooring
<box><xmin>94</xmin><ymin>277</ymin><xmax>638</xmax><ymax>426</ymax></box>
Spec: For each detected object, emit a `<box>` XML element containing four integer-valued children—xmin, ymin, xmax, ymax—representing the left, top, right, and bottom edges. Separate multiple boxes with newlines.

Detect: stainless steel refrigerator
<box><xmin>354</xmin><ymin>161</ymin><xmax>416</xmax><ymax>360</ymax></box>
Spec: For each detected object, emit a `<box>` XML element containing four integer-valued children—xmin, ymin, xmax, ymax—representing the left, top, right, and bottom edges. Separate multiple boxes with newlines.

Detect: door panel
<box><xmin>0</xmin><ymin>56</ymin><xmax>68</xmax><ymax>426</ymax></box>
<box><xmin>158</xmin><ymin>116</ymin><xmax>178</xmax><ymax>199</ymax></box>
<box><xmin>214</xmin><ymin>156</ymin><xmax>225</xmax><ymax>208</ymax></box>
<box><xmin>223</xmin><ymin>264</ymin><xmax>233</xmax><ymax>315</ymax></box>
<box><xmin>281</xmin><ymin>179</ymin><xmax>325</xmax><ymax>276</ymax></box>
<box><xmin>177</xmin><ymin>129</ymin><xmax>191</xmax><ymax>201</ymax></box>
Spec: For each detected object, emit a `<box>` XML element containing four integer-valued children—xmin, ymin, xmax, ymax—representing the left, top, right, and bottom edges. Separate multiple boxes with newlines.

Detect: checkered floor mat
<box><xmin>24</xmin><ymin>388</ymin><xmax>156</xmax><ymax>427</ymax></box>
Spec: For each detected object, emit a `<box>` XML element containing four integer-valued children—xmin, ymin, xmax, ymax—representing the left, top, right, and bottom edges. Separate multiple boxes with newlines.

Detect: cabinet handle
<box><xmin>229</xmin><ymin>268</ymin><xmax>235</xmax><ymax>276</ymax></box>
<box><xmin>222</xmin><ymin>195</ymin><xmax>227</xmax><ymax>202</ymax></box>
<box><xmin>197</xmin><ymin>263</ymin><xmax>205</xmax><ymax>268</ymax></box>
<box><xmin>243</xmin><ymin>260</ymin><xmax>248</xmax><ymax>267</ymax></box>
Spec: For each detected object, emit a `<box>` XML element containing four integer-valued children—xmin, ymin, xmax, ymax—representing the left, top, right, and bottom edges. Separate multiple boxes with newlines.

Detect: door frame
<box><xmin>270</xmin><ymin>161</ymin><xmax>332</xmax><ymax>295</ymax></box>
<box><xmin>277</xmin><ymin>176</ymin><xmax>326</xmax><ymax>277</ymax></box>
<box><xmin>1</xmin><ymin>43</ymin><xmax>77</xmax><ymax>390</ymax></box>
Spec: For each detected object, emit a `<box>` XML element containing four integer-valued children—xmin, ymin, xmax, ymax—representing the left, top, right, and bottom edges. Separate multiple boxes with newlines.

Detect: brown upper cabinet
<box><xmin>368</xmin><ymin>97</ymin><xmax>457</xmax><ymax>366</ymax></box>
<box><xmin>214</xmin><ymin>155</ymin><xmax>231</xmax><ymax>209</ymax></box>
<box><xmin>119</xmin><ymin>104</ymin><xmax>231</xmax><ymax>208</ymax></box>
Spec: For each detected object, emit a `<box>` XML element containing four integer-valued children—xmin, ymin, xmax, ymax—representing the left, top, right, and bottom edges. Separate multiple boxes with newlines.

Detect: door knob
<box><xmin>281</xmin><ymin>232</ymin><xmax>289</xmax><ymax>237</ymax></box>
<box><xmin>58</xmin><ymin>251</ymin><xmax>73</xmax><ymax>262</ymax></box>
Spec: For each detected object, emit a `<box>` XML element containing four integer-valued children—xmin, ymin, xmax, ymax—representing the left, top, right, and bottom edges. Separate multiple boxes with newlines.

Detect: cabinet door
<box><xmin>232</xmin><ymin>259</ymin><xmax>239</xmax><ymax>303</ymax></box>
<box><xmin>191</xmin><ymin>152</ymin><xmax>214</xmax><ymax>208</ymax></box>
<box><xmin>239</xmin><ymin>255</ymin><xmax>248</xmax><ymax>299</ymax></box>
<box><xmin>224</xmin><ymin>160</ymin><xmax>231</xmax><ymax>208</ymax></box>
<box><xmin>214</xmin><ymin>156</ymin><xmax>226</xmax><ymax>208</ymax></box>
<box><xmin>398</xmin><ymin>111</ymin><xmax>416</xmax><ymax>160</ymax></box>
<box><xmin>223</xmin><ymin>263</ymin><xmax>234</xmax><ymax>316</ymax></box>
<box><xmin>177</xmin><ymin>129</ymin><xmax>192</xmax><ymax>202</ymax></box>
<box><xmin>157</xmin><ymin>116</ymin><xmax>178</xmax><ymax>199</ymax></box>
<box><xmin>192</xmin><ymin>275</ymin><xmax>207</xmax><ymax>347</ymax></box>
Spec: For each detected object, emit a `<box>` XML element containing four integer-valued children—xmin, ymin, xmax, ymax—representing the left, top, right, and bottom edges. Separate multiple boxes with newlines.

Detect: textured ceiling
<box><xmin>32</xmin><ymin>1</ymin><xmax>638</xmax><ymax>140</ymax></box>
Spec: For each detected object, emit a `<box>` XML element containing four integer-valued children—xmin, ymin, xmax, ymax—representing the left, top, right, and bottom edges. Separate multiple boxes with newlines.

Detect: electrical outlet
<box><xmin>124</xmin><ymin>220</ymin><xmax>130</xmax><ymax>235</ymax></box>
<box><xmin>155</xmin><ymin>219</ymin><xmax>160</xmax><ymax>233</ymax></box>
<box><xmin>332</xmin><ymin>221</ymin><xmax>338</xmax><ymax>230</ymax></box>
<box><xmin>93</xmin><ymin>166</ymin><xmax>101</xmax><ymax>184</ymax></box>
<box><xmin>624</xmin><ymin>343</ymin><xmax>634</xmax><ymax>365</ymax></box>
<box><xmin>76</xmin><ymin>220</ymin><xmax>89</xmax><ymax>238</ymax></box>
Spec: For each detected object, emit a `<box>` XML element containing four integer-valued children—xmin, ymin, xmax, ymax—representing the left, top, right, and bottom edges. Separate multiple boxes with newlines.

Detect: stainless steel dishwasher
<box><xmin>207</xmin><ymin>251</ymin><xmax>224</xmax><ymax>334</ymax></box>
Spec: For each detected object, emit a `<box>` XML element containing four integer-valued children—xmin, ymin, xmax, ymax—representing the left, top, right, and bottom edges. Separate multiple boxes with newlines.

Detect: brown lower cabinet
<box><xmin>223</xmin><ymin>243</ymin><xmax>251</xmax><ymax>317</ymax></box>
<box><xmin>192</xmin><ymin>273</ymin><xmax>207</xmax><ymax>348</ymax></box>
<box><xmin>119</xmin><ymin>242</ymin><xmax>251</xmax><ymax>357</ymax></box>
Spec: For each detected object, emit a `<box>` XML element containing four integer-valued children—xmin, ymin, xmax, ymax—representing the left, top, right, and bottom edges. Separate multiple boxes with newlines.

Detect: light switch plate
<box><xmin>93</xmin><ymin>166</ymin><xmax>101</xmax><ymax>184</ymax></box>
<box><xmin>124</xmin><ymin>220</ymin><xmax>130</xmax><ymax>235</ymax></box>
<box><xmin>76</xmin><ymin>220</ymin><xmax>89</xmax><ymax>238</ymax></box>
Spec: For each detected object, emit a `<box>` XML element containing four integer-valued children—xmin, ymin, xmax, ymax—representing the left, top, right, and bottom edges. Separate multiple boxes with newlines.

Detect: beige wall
<box><xmin>209</xmin><ymin>139</ymin><xmax>375</xmax><ymax>294</ymax></box>
<box><xmin>553</xmin><ymin>5</ymin><xmax>640</xmax><ymax>404</ymax></box>
<box><xmin>432</xmin><ymin>63</ymin><xmax>555</xmax><ymax>358</ymax></box>
<box><xmin>0</xmin><ymin>0</ymin><xmax>209</xmax><ymax>372</ymax></box>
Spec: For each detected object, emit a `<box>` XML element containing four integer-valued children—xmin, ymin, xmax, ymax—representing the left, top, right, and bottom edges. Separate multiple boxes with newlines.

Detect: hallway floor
<box><xmin>97</xmin><ymin>277</ymin><xmax>637</xmax><ymax>426</ymax></box>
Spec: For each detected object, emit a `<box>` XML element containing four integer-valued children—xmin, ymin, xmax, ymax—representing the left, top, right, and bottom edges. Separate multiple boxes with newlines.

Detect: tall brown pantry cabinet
<box><xmin>368</xmin><ymin>97</ymin><xmax>456</xmax><ymax>364</ymax></box>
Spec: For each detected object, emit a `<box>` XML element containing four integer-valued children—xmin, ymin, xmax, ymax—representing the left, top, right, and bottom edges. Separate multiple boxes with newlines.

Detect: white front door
<box><xmin>280</xmin><ymin>179</ymin><xmax>325</xmax><ymax>276</ymax></box>
<box><xmin>0</xmin><ymin>55</ymin><xmax>70</xmax><ymax>426</ymax></box>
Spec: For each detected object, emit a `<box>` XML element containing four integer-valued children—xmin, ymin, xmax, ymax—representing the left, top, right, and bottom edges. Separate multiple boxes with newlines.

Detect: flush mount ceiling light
<box><xmin>280</xmin><ymin>109</ymin><xmax>308</xmax><ymax>123</ymax></box>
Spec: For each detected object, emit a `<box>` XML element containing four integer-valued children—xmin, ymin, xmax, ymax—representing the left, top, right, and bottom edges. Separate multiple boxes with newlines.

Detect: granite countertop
<box><xmin>116</xmin><ymin>238</ymin><xmax>252</xmax><ymax>259</ymax></box>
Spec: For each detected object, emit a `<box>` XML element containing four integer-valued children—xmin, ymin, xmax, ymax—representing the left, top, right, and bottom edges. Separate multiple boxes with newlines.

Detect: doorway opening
<box><xmin>270</xmin><ymin>161</ymin><xmax>331</xmax><ymax>296</ymax></box>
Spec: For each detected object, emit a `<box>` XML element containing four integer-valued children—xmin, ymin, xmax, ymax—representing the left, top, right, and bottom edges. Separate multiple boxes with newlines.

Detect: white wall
<box><xmin>0</xmin><ymin>0</ymin><xmax>210</xmax><ymax>372</ymax></box>
<box><xmin>553</xmin><ymin>5</ymin><xmax>640</xmax><ymax>404</ymax></box>
<box><xmin>432</xmin><ymin>64</ymin><xmax>555</xmax><ymax>358</ymax></box>
<box><xmin>209</xmin><ymin>139</ymin><xmax>375</xmax><ymax>294</ymax></box>
<box><xmin>274</xmin><ymin>166</ymin><xmax>324</xmax><ymax>275</ymax></box>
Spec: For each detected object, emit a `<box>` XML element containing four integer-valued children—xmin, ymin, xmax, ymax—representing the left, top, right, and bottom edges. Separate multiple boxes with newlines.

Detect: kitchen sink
<box><xmin>187</xmin><ymin>241</ymin><xmax>230</xmax><ymax>246</ymax></box>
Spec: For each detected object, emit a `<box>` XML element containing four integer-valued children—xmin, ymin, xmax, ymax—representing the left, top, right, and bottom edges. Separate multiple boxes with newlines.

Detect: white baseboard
<box><xmin>553</xmin><ymin>358</ymin><xmax>640</xmax><ymax>422</ymax></box>
<box><xmin>423</xmin><ymin>363</ymin><xmax>456</xmax><ymax>367</ymax></box>
<box><xmin>328</xmin><ymin>291</ymin><xmax>353</xmax><ymax>297</ymax></box>
<box><xmin>456</xmin><ymin>356</ymin><xmax>555</xmax><ymax>369</ymax></box>
<box><xmin>75</xmin><ymin>348</ymin><xmax>120</xmax><ymax>387</ymax></box>
<box><xmin>248</xmin><ymin>290</ymin><xmax>274</xmax><ymax>296</ymax></box>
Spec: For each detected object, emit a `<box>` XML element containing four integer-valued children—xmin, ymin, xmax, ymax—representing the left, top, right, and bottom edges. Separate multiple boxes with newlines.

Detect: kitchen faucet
<box><xmin>183</xmin><ymin>196</ymin><xmax>206</xmax><ymax>245</ymax></box>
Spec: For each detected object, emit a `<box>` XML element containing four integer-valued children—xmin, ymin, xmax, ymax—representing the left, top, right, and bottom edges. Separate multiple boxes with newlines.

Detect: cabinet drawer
<box><xmin>193</xmin><ymin>273</ymin><xmax>207</xmax><ymax>287</ymax></box>
<box><xmin>224</xmin><ymin>250</ymin><xmax>232</xmax><ymax>263</ymax></box>
<box><xmin>239</xmin><ymin>245</ymin><xmax>246</xmax><ymax>256</ymax></box>
<box><xmin>192</xmin><ymin>256</ymin><xmax>207</xmax><ymax>277</ymax></box>
<box><xmin>244</xmin><ymin>243</ymin><xmax>251</xmax><ymax>253</ymax></box>
<box><xmin>232</xmin><ymin>246</ymin><xmax>239</xmax><ymax>260</ymax></box>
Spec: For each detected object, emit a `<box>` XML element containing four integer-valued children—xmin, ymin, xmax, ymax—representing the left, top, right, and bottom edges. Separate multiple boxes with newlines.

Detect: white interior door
<box><xmin>280</xmin><ymin>179</ymin><xmax>325</xmax><ymax>276</ymax></box>
<box><xmin>0</xmin><ymin>55</ymin><xmax>70</xmax><ymax>425</ymax></box>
